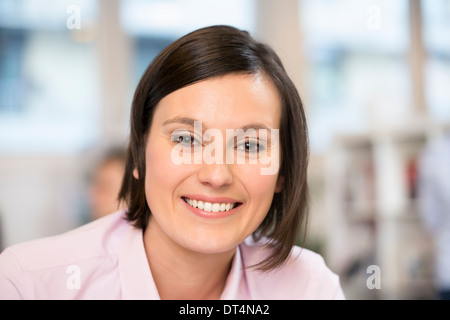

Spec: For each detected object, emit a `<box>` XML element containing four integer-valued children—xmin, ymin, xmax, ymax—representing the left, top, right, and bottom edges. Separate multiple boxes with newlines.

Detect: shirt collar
<box><xmin>220</xmin><ymin>245</ymin><xmax>245</xmax><ymax>299</ymax></box>
<box><xmin>119</xmin><ymin>224</ymin><xmax>160</xmax><ymax>299</ymax></box>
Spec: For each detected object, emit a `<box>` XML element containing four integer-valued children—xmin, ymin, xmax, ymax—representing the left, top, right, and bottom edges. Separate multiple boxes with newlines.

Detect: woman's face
<box><xmin>141</xmin><ymin>73</ymin><xmax>282</xmax><ymax>254</ymax></box>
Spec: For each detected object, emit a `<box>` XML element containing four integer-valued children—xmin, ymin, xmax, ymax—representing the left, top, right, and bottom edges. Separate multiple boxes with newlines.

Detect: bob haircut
<box><xmin>119</xmin><ymin>25</ymin><xmax>309</xmax><ymax>272</ymax></box>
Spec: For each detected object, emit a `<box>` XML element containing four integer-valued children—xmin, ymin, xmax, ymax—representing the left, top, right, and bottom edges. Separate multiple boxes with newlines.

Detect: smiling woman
<box><xmin>122</xmin><ymin>26</ymin><xmax>307</xmax><ymax>273</ymax></box>
<box><xmin>0</xmin><ymin>25</ymin><xmax>345</xmax><ymax>300</ymax></box>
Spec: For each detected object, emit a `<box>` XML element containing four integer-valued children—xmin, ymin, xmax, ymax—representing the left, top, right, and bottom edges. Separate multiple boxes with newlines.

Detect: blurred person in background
<box><xmin>89</xmin><ymin>146</ymin><xmax>127</xmax><ymax>220</ymax></box>
<box><xmin>418</xmin><ymin>129</ymin><xmax>450</xmax><ymax>300</ymax></box>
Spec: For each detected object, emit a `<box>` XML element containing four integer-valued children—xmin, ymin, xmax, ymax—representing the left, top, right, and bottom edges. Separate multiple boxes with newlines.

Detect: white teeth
<box><xmin>212</xmin><ymin>203</ymin><xmax>220</xmax><ymax>212</ymax></box>
<box><xmin>184</xmin><ymin>197</ymin><xmax>236</xmax><ymax>212</ymax></box>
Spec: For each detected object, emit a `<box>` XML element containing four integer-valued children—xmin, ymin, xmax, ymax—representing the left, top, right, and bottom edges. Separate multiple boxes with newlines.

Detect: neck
<box><xmin>143</xmin><ymin>218</ymin><xmax>235</xmax><ymax>300</ymax></box>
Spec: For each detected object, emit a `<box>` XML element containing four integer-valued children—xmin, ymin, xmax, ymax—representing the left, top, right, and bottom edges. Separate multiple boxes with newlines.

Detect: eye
<box><xmin>171</xmin><ymin>131</ymin><xmax>201</xmax><ymax>147</ymax></box>
<box><xmin>236</xmin><ymin>139</ymin><xmax>265</xmax><ymax>153</ymax></box>
<box><xmin>244</xmin><ymin>140</ymin><xmax>259</xmax><ymax>152</ymax></box>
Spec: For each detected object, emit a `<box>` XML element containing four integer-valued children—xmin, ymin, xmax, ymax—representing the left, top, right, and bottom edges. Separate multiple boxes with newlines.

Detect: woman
<box><xmin>0</xmin><ymin>25</ymin><xmax>345</xmax><ymax>300</ymax></box>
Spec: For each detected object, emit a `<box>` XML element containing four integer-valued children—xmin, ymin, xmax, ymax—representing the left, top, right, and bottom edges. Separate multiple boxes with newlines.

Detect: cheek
<box><xmin>147</xmin><ymin>144</ymin><xmax>174</xmax><ymax>177</ymax></box>
<box><xmin>144</xmin><ymin>141</ymin><xmax>182</xmax><ymax>206</ymax></box>
<box><xmin>238</xmin><ymin>166</ymin><xmax>279</xmax><ymax>208</ymax></box>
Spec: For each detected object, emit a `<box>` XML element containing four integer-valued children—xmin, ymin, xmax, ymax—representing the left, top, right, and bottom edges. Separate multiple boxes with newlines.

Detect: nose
<box><xmin>197</xmin><ymin>162</ymin><xmax>233</xmax><ymax>189</ymax></box>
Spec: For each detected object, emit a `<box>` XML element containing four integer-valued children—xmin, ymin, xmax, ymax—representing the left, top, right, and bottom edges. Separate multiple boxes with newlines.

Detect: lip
<box><xmin>181</xmin><ymin>194</ymin><xmax>243</xmax><ymax>219</ymax></box>
<box><xmin>182</xmin><ymin>194</ymin><xmax>241</xmax><ymax>204</ymax></box>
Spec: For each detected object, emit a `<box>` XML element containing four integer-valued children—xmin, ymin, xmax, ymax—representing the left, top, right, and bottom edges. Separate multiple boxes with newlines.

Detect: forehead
<box><xmin>152</xmin><ymin>73</ymin><xmax>282</xmax><ymax>130</ymax></box>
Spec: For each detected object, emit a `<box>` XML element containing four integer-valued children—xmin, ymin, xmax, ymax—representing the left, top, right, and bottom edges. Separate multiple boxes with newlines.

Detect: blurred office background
<box><xmin>0</xmin><ymin>0</ymin><xmax>449</xmax><ymax>299</ymax></box>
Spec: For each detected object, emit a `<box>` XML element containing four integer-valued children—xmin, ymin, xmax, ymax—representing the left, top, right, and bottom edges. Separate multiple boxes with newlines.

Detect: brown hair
<box><xmin>118</xmin><ymin>25</ymin><xmax>309</xmax><ymax>272</ymax></box>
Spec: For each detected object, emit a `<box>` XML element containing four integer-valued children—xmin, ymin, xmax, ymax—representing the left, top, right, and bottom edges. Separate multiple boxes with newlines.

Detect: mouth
<box><xmin>181</xmin><ymin>196</ymin><xmax>242</xmax><ymax>213</ymax></box>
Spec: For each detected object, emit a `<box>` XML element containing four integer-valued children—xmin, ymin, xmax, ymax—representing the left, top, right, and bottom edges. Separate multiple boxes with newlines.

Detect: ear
<box><xmin>275</xmin><ymin>175</ymin><xmax>284</xmax><ymax>193</ymax></box>
<box><xmin>133</xmin><ymin>168</ymin><xmax>139</xmax><ymax>180</ymax></box>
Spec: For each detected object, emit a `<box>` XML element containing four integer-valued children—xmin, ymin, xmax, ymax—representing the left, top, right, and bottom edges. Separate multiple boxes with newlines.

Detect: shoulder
<box><xmin>1</xmin><ymin>210</ymin><xmax>129</xmax><ymax>270</ymax></box>
<box><xmin>240</xmin><ymin>238</ymin><xmax>346</xmax><ymax>300</ymax></box>
<box><xmin>0</xmin><ymin>210</ymin><xmax>130</xmax><ymax>299</ymax></box>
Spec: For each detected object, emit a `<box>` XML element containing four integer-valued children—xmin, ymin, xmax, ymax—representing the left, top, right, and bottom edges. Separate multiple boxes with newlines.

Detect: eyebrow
<box><xmin>240</xmin><ymin>124</ymin><xmax>272</xmax><ymax>132</ymax></box>
<box><xmin>162</xmin><ymin>116</ymin><xmax>200</xmax><ymax>127</ymax></box>
<box><xmin>162</xmin><ymin>116</ymin><xmax>273</xmax><ymax>131</ymax></box>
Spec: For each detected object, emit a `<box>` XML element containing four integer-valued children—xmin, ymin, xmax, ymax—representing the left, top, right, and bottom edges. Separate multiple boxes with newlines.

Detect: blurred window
<box><xmin>422</xmin><ymin>0</ymin><xmax>450</xmax><ymax>122</ymax></box>
<box><xmin>299</xmin><ymin>0</ymin><xmax>412</xmax><ymax>153</ymax></box>
<box><xmin>0</xmin><ymin>0</ymin><xmax>100</xmax><ymax>154</ymax></box>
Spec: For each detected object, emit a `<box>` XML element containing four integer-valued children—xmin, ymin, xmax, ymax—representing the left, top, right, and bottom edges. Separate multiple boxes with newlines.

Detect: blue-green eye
<box><xmin>236</xmin><ymin>139</ymin><xmax>266</xmax><ymax>153</ymax></box>
<box><xmin>171</xmin><ymin>131</ymin><xmax>201</xmax><ymax>146</ymax></box>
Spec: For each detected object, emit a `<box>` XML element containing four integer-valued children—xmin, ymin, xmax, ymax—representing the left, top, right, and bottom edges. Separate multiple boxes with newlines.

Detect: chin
<box><xmin>181</xmin><ymin>233</ymin><xmax>241</xmax><ymax>255</ymax></box>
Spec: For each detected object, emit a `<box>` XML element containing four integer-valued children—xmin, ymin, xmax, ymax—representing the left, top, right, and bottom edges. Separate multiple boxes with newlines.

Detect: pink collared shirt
<box><xmin>0</xmin><ymin>210</ymin><xmax>345</xmax><ymax>299</ymax></box>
